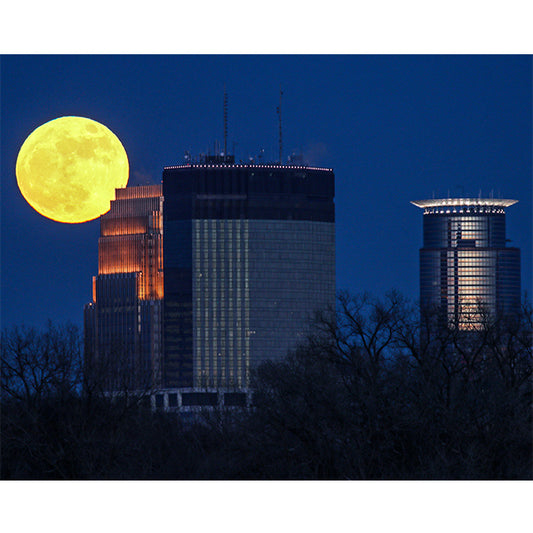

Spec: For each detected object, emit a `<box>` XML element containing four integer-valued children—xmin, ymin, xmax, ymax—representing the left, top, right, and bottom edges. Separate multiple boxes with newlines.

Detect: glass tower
<box><xmin>412</xmin><ymin>198</ymin><xmax>520</xmax><ymax>329</ymax></box>
<box><xmin>84</xmin><ymin>185</ymin><xmax>164</xmax><ymax>390</ymax></box>
<box><xmin>163</xmin><ymin>156</ymin><xmax>335</xmax><ymax>389</ymax></box>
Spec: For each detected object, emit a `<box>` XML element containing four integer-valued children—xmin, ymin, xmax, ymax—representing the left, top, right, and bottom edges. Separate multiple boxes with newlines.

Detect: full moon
<box><xmin>16</xmin><ymin>116</ymin><xmax>129</xmax><ymax>223</ymax></box>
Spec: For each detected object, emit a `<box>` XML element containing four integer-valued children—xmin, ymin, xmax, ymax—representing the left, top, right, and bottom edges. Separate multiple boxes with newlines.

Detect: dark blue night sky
<box><xmin>1</xmin><ymin>55</ymin><xmax>531</xmax><ymax>329</ymax></box>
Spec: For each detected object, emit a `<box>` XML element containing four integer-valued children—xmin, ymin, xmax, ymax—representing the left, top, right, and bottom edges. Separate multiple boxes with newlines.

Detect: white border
<box><xmin>1</xmin><ymin>1</ymin><xmax>533</xmax><ymax>53</ymax></box>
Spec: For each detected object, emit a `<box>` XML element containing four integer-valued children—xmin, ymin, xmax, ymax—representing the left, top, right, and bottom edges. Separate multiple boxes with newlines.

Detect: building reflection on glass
<box><xmin>412</xmin><ymin>198</ymin><xmax>521</xmax><ymax>330</ymax></box>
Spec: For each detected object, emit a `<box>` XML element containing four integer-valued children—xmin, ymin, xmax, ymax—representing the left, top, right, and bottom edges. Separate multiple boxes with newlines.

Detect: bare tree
<box><xmin>2</xmin><ymin>294</ymin><xmax>530</xmax><ymax>480</ymax></box>
<box><xmin>1</xmin><ymin>321</ymin><xmax>82</xmax><ymax>405</ymax></box>
<box><xmin>245</xmin><ymin>291</ymin><xmax>532</xmax><ymax>479</ymax></box>
<box><xmin>1</xmin><ymin>321</ymin><xmax>158</xmax><ymax>479</ymax></box>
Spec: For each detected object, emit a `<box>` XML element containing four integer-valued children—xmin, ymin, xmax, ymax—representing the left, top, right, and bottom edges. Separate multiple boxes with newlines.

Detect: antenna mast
<box><xmin>277</xmin><ymin>86</ymin><xmax>283</xmax><ymax>164</ymax></box>
<box><xmin>223</xmin><ymin>85</ymin><xmax>228</xmax><ymax>156</ymax></box>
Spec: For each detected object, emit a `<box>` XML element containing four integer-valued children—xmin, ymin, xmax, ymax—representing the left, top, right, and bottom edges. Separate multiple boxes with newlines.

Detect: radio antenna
<box><xmin>223</xmin><ymin>85</ymin><xmax>228</xmax><ymax>156</ymax></box>
<box><xmin>276</xmin><ymin>86</ymin><xmax>283</xmax><ymax>164</ymax></box>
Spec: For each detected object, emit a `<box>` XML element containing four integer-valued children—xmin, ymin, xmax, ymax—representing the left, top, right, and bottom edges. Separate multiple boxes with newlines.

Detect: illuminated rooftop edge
<box><xmin>411</xmin><ymin>198</ymin><xmax>518</xmax><ymax>209</ymax></box>
<box><xmin>164</xmin><ymin>163</ymin><xmax>333</xmax><ymax>172</ymax></box>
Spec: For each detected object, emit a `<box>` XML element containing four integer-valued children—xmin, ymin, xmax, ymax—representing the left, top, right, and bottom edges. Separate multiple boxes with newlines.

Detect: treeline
<box><xmin>1</xmin><ymin>292</ymin><xmax>531</xmax><ymax>479</ymax></box>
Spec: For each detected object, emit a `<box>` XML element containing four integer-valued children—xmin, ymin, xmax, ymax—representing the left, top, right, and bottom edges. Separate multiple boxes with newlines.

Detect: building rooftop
<box><xmin>115</xmin><ymin>184</ymin><xmax>162</xmax><ymax>200</ymax></box>
<box><xmin>164</xmin><ymin>163</ymin><xmax>333</xmax><ymax>172</ymax></box>
<box><xmin>411</xmin><ymin>198</ymin><xmax>518</xmax><ymax>209</ymax></box>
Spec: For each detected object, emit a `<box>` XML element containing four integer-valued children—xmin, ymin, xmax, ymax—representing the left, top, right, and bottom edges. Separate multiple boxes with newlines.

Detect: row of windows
<box><xmin>447</xmin><ymin>288</ymin><xmax>496</xmax><ymax>294</ymax></box>
<box><xmin>193</xmin><ymin>239</ymin><xmax>334</xmax><ymax>251</ymax></box>
<box><xmin>446</xmin><ymin>252</ymin><xmax>498</xmax><ymax>260</ymax></box>
<box><xmin>451</xmin><ymin>257</ymin><xmax>496</xmax><ymax>263</ymax></box>
<box><xmin>423</xmin><ymin>235</ymin><xmax>506</xmax><ymax>248</ymax></box>
<box><xmin>420</xmin><ymin>266</ymin><xmax>498</xmax><ymax>273</ymax></box>
<box><xmin>194</xmin><ymin>219</ymin><xmax>333</xmax><ymax>232</ymax></box>
<box><xmin>447</xmin><ymin>260</ymin><xmax>496</xmax><ymax>267</ymax></box>
<box><xmin>424</xmin><ymin>215</ymin><xmax>504</xmax><ymax>224</ymax></box>
<box><xmin>423</xmin><ymin>215</ymin><xmax>506</xmax><ymax>248</ymax></box>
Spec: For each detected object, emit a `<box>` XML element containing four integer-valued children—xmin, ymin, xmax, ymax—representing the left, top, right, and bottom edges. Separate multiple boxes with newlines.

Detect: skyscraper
<box><xmin>412</xmin><ymin>197</ymin><xmax>521</xmax><ymax>329</ymax></box>
<box><xmin>84</xmin><ymin>185</ymin><xmax>164</xmax><ymax>390</ymax></box>
<box><xmin>163</xmin><ymin>155</ymin><xmax>335</xmax><ymax>389</ymax></box>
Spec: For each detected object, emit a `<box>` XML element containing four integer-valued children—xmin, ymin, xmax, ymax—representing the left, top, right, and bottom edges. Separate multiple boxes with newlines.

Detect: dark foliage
<box><xmin>1</xmin><ymin>294</ymin><xmax>531</xmax><ymax>479</ymax></box>
<box><xmin>240</xmin><ymin>292</ymin><xmax>532</xmax><ymax>479</ymax></box>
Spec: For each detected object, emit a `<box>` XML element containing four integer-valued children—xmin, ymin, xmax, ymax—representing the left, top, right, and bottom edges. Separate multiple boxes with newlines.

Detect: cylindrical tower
<box><xmin>411</xmin><ymin>198</ymin><xmax>520</xmax><ymax>329</ymax></box>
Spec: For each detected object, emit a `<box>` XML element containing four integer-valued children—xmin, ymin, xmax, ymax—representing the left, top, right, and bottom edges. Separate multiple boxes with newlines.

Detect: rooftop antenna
<box><xmin>276</xmin><ymin>86</ymin><xmax>283</xmax><ymax>164</ymax></box>
<box><xmin>223</xmin><ymin>85</ymin><xmax>228</xmax><ymax>156</ymax></box>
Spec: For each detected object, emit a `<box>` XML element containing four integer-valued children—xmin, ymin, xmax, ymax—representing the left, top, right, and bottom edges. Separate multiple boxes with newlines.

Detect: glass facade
<box><xmin>163</xmin><ymin>163</ymin><xmax>335</xmax><ymax>389</ymax></box>
<box><xmin>192</xmin><ymin>219</ymin><xmax>250</xmax><ymax>389</ymax></box>
<box><xmin>190</xmin><ymin>218</ymin><xmax>335</xmax><ymax>389</ymax></box>
<box><xmin>84</xmin><ymin>185</ymin><xmax>164</xmax><ymax>390</ymax></box>
<box><xmin>413</xmin><ymin>198</ymin><xmax>520</xmax><ymax>329</ymax></box>
<box><xmin>248</xmin><ymin>220</ymin><xmax>335</xmax><ymax>375</ymax></box>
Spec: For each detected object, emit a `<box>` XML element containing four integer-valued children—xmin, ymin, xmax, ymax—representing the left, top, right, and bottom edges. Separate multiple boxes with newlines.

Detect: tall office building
<box><xmin>412</xmin><ymin>197</ymin><xmax>520</xmax><ymax>329</ymax></box>
<box><xmin>84</xmin><ymin>185</ymin><xmax>164</xmax><ymax>390</ymax></box>
<box><xmin>163</xmin><ymin>155</ymin><xmax>335</xmax><ymax>389</ymax></box>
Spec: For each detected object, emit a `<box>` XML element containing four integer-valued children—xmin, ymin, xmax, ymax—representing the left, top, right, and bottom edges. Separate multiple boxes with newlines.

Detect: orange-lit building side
<box><xmin>95</xmin><ymin>185</ymin><xmax>163</xmax><ymax>302</ymax></box>
<box><xmin>100</xmin><ymin>216</ymin><xmax>149</xmax><ymax>236</ymax></box>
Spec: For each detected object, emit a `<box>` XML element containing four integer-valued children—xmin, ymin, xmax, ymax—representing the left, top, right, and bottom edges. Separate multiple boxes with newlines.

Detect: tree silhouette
<box><xmin>2</xmin><ymin>293</ymin><xmax>531</xmax><ymax>479</ymax></box>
